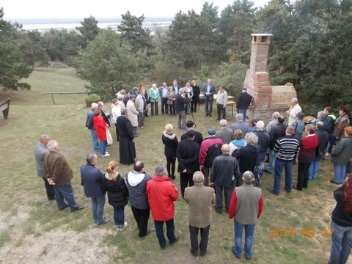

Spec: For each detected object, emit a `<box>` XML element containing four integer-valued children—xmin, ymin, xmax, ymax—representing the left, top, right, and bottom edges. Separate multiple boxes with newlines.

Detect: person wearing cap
<box><xmin>147</xmin><ymin>165</ymin><xmax>179</xmax><ymax>249</ymax></box>
<box><xmin>199</xmin><ymin>128</ymin><xmax>224</xmax><ymax>185</ymax></box>
<box><xmin>236</xmin><ymin>88</ymin><xmax>254</xmax><ymax>121</ymax></box>
<box><xmin>184</xmin><ymin>171</ymin><xmax>215</xmax><ymax>257</ymax></box>
<box><xmin>162</xmin><ymin>124</ymin><xmax>179</xmax><ymax>179</ymax></box>
<box><xmin>254</xmin><ymin>121</ymin><xmax>270</xmax><ymax>185</ymax></box>
<box><xmin>228</xmin><ymin>171</ymin><xmax>264</xmax><ymax>260</ymax></box>
<box><xmin>272</xmin><ymin>126</ymin><xmax>300</xmax><ymax>194</ymax></box>
<box><xmin>212</xmin><ymin>144</ymin><xmax>240</xmax><ymax>213</ymax></box>
<box><xmin>216</xmin><ymin>119</ymin><xmax>233</xmax><ymax>144</ymax></box>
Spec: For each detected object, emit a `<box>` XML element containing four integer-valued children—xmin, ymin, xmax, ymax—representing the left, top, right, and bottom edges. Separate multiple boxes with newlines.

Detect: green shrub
<box><xmin>85</xmin><ymin>93</ymin><xmax>101</xmax><ymax>107</ymax></box>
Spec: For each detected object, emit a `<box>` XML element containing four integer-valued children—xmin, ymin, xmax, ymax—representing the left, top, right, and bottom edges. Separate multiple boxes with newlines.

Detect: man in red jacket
<box><xmin>147</xmin><ymin>165</ymin><xmax>179</xmax><ymax>249</ymax></box>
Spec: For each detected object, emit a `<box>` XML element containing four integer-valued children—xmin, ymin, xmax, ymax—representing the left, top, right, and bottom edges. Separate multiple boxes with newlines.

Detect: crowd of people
<box><xmin>33</xmin><ymin>82</ymin><xmax>352</xmax><ymax>262</ymax></box>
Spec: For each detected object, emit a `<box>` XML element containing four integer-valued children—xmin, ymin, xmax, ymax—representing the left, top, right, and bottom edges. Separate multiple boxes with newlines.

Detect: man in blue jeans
<box><xmin>85</xmin><ymin>103</ymin><xmax>100</xmax><ymax>153</ymax></box>
<box><xmin>80</xmin><ymin>153</ymin><xmax>106</xmax><ymax>225</ymax></box>
<box><xmin>272</xmin><ymin>127</ymin><xmax>300</xmax><ymax>195</ymax></box>
<box><xmin>44</xmin><ymin>140</ymin><xmax>83</xmax><ymax>212</ymax></box>
<box><xmin>228</xmin><ymin>171</ymin><xmax>264</xmax><ymax>260</ymax></box>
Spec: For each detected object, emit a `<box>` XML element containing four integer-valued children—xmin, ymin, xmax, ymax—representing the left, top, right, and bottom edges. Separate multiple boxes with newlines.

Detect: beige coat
<box><xmin>184</xmin><ymin>183</ymin><xmax>215</xmax><ymax>228</ymax></box>
<box><xmin>126</xmin><ymin>100</ymin><xmax>138</xmax><ymax>127</ymax></box>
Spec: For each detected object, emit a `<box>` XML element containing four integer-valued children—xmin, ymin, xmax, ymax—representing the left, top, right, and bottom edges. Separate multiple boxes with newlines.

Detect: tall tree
<box><xmin>77</xmin><ymin>16</ymin><xmax>99</xmax><ymax>48</ymax></box>
<box><xmin>118</xmin><ymin>11</ymin><xmax>153</xmax><ymax>53</ymax></box>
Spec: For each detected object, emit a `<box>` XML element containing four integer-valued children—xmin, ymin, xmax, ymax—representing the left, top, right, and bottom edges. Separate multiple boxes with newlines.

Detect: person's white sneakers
<box><xmin>103</xmin><ymin>152</ymin><xmax>110</xmax><ymax>157</ymax></box>
<box><xmin>116</xmin><ymin>222</ymin><xmax>128</xmax><ymax>231</ymax></box>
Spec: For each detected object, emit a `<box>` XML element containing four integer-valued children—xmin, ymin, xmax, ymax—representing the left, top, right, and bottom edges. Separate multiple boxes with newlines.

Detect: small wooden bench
<box><xmin>0</xmin><ymin>98</ymin><xmax>10</xmax><ymax>119</ymax></box>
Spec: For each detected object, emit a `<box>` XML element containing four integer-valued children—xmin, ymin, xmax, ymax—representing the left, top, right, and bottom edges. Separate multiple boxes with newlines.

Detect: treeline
<box><xmin>1</xmin><ymin>0</ymin><xmax>352</xmax><ymax>110</ymax></box>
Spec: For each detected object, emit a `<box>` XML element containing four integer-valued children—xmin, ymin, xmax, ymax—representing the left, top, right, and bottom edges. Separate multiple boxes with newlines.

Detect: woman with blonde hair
<box><xmin>101</xmin><ymin>160</ymin><xmax>129</xmax><ymax>230</ymax></box>
<box><xmin>162</xmin><ymin>124</ymin><xmax>178</xmax><ymax>179</ymax></box>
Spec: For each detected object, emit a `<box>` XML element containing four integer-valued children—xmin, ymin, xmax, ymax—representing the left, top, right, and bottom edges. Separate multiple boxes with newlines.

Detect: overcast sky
<box><xmin>1</xmin><ymin>0</ymin><xmax>270</xmax><ymax>19</ymax></box>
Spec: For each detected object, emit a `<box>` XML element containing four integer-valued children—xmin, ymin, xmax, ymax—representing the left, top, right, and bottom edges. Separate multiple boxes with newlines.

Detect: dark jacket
<box><xmin>332</xmin><ymin>137</ymin><xmax>352</xmax><ymax>165</ymax></box>
<box><xmin>236</xmin><ymin>92</ymin><xmax>253</xmax><ymax>110</ymax></box>
<box><xmin>85</xmin><ymin>110</ymin><xmax>95</xmax><ymax>130</ymax></box>
<box><xmin>203</xmin><ymin>84</ymin><xmax>216</xmax><ymax>96</ymax></box>
<box><xmin>332</xmin><ymin>186</ymin><xmax>352</xmax><ymax>227</ymax></box>
<box><xmin>101</xmin><ymin>174</ymin><xmax>129</xmax><ymax>207</ymax></box>
<box><xmin>323</xmin><ymin>115</ymin><xmax>336</xmax><ymax>134</ymax></box>
<box><xmin>125</xmin><ymin>170</ymin><xmax>151</xmax><ymax>209</ymax></box>
<box><xmin>212</xmin><ymin>155</ymin><xmax>240</xmax><ymax>187</ymax></box>
<box><xmin>234</xmin><ymin>144</ymin><xmax>258</xmax><ymax>174</ymax></box>
<box><xmin>191</xmin><ymin>85</ymin><xmax>200</xmax><ymax>100</ymax></box>
<box><xmin>162</xmin><ymin>133</ymin><xmax>178</xmax><ymax>158</ymax></box>
<box><xmin>255</xmin><ymin>130</ymin><xmax>270</xmax><ymax>162</ymax></box>
<box><xmin>177</xmin><ymin>138</ymin><xmax>200</xmax><ymax>173</ymax></box>
<box><xmin>181</xmin><ymin>130</ymin><xmax>203</xmax><ymax>145</ymax></box>
<box><xmin>175</xmin><ymin>94</ymin><xmax>187</xmax><ymax>114</ymax></box>
<box><xmin>44</xmin><ymin>151</ymin><xmax>73</xmax><ymax>186</ymax></box>
<box><xmin>216</xmin><ymin>127</ymin><xmax>233</xmax><ymax>144</ymax></box>
<box><xmin>316</xmin><ymin>128</ymin><xmax>329</xmax><ymax>159</ymax></box>
<box><xmin>80</xmin><ymin>163</ymin><xmax>105</xmax><ymax>198</ymax></box>
<box><xmin>269</xmin><ymin>122</ymin><xmax>286</xmax><ymax>149</ymax></box>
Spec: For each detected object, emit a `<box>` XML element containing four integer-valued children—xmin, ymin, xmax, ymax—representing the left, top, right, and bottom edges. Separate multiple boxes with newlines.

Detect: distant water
<box><xmin>16</xmin><ymin>18</ymin><xmax>172</xmax><ymax>32</ymax></box>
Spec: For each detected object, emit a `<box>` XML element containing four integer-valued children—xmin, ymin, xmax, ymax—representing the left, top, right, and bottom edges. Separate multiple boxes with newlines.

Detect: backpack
<box><xmin>204</xmin><ymin>143</ymin><xmax>222</xmax><ymax>168</ymax></box>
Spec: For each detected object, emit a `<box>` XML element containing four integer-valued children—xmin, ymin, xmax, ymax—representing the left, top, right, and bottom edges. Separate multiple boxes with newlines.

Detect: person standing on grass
<box><xmin>181</xmin><ymin>120</ymin><xmax>203</xmax><ymax>145</ymax></box>
<box><xmin>148</xmin><ymin>83</ymin><xmax>160</xmax><ymax>116</ymax></box>
<box><xmin>329</xmin><ymin>174</ymin><xmax>352</xmax><ymax>264</ymax></box>
<box><xmin>203</xmin><ymin>79</ymin><xmax>216</xmax><ymax>117</ymax></box>
<box><xmin>267</xmin><ymin>116</ymin><xmax>286</xmax><ymax>174</ymax></box>
<box><xmin>331</xmin><ymin>126</ymin><xmax>352</xmax><ymax>185</ymax></box>
<box><xmin>34</xmin><ymin>134</ymin><xmax>55</xmax><ymax>201</ymax></box>
<box><xmin>135</xmin><ymin>89</ymin><xmax>145</xmax><ymax>128</ymax></box>
<box><xmin>93</xmin><ymin>111</ymin><xmax>110</xmax><ymax>157</ymax></box>
<box><xmin>44</xmin><ymin>140</ymin><xmax>82</xmax><ymax>212</ymax></box>
<box><xmin>216</xmin><ymin>119</ymin><xmax>233</xmax><ymax>144</ymax></box>
<box><xmin>97</xmin><ymin>101</ymin><xmax>111</xmax><ymax>127</ymax></box>
<box><xmin>125</xmin><ymin>161</ymin><xmax>151</xmax><ymax>237</ymax></box>
<box><xmin>216</xmin><ymin>86</ymin><xmax>228</xmax><ymax>121</ymax></box>
<box><xmin>334</xmin><ymin>106</ymin><xmax>350</xmax><ymax>142</ymax></box>
<box><xmin>147</xmin><ymin>165</ymin><xmax>179</xmax><ymax>249</ymax></box>
<box><xmin>160</xmin><ymin>82</ymin><xmax>169</xmax><ymax>115</ymax></box>
<box><xmin>162</xmin><ymin>124</ymin><xmax>178</xmax><ymax>179</ymax></box>
<box><xmin>296</xmin><ymin>124</ymin><xmax>319</xmax><ymax>191</ymax></box>
<box><xmin>184</xmin><ymin>171</ymin><xmax>215</xmax><ymax>257</ymax></box>
<box><xmin>293</xmin><ymin>112</ymin><xmax>305</xmax><ymax>141</ymax></box>
<box><xmin>323</xmin><ymin>106</ymin><xmax>337</xmax><ymax>154</ymax></box>
<box><xmin>177</xmin><ymin>131</ymin><xmax>200</xmax><ymax>197</ymax></box>
<box><xmin>126</xmin><ymin>96</ymin><xmax>139</xmax><ymax>136</ymax></box>
<box><xmin>85</xmin><ymin>103</ymin><xmax>100</xmax><ymax>153</ymax></box>
<box><xmin>236</xmin><ymin>88</ymin><xmax>254</xmax><ymax>121</ymax></box>
<box><xmin>272</xmin><ymin>126</ymin><xmax>300</xmax><ymax>195</ymax></box>
<box><xmin>116</xmin><ymin>109</ymin><xmax>136</xmax><ymax>165</ymax></box>
<box><xmin>175</xmin><ymin>90</ymin><xmax>188</xmax><ymax>129</ymax></box>
<box><xmin>102</xmin><ymin>160</ymin><xmax>129</xmax><ymax>231</ymax></box>
<box><xmin>80</xmin><ymin>153</ymin><xmax>106</xmax><ymax>225</ymax></box>
<box><xmin>212</xmin><ymin>144</ymin><xmax>240</xmax><ymax>214</ymax></box>
<box><xmin>228</xmin><ymin>171</ymin><xmax>264</xmax><ymax>260</ymax></box>
<box><xmin>253</xmin><ymin>121</ymin><xmax>270</xmax><ymax>185</ymax></box>
<box><xmin>191</xmin><ymin>80</ymin><xmax>200</xmax><ymax>113</ymax></box>
<box><xmin>309</xmin><ymin>121</ymin><xmax>329</xmax><ymax>180</ymax></box>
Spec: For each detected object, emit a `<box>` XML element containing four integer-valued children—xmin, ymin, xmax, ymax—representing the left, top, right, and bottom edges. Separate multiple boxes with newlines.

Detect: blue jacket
<box><xmin>80</xmin><ymin>164</ymin><xmax>105</xmax><ymax>198</ymax></box>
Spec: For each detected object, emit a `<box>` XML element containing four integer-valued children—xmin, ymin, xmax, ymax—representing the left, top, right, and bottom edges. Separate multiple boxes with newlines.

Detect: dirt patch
<box><xmin>0</xmin><ymin>228</ymin><xmax>114</xmax><ymax>264</ymax></box>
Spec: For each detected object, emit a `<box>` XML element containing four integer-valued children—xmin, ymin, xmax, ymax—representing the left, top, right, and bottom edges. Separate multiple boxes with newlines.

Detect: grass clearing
<box><xmin>0</xmin><ymin>67</ymin><xmax>340</xmax><ymax>263</ymax></box>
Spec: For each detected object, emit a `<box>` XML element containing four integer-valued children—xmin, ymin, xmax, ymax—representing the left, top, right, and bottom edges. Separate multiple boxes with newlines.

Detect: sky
<box><xmin>0</xmin><ymin>0</ymin><xmax>270</xmax><ymax>20</ymax></box>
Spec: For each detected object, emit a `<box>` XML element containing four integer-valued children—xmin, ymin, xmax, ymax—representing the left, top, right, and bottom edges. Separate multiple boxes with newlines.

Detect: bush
<box><xmin>85</xmin><ymin>93</ymin><xmax>101</xmax><ymax>107</ymax></box>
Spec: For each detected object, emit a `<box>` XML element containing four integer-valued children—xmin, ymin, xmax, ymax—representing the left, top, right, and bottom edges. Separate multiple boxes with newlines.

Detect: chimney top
<box><xmin>251</xmin><ymin>33</ymin><xmax>273</xmax><ymax>37</ymax></box>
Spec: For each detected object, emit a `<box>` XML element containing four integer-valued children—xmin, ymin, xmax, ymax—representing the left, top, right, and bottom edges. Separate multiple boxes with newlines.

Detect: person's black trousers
<box><xmin>131</xmin><ymin>206</ymin><xmax>150</xmax><ymax>237</ymax></box>
<box><xmin>205</xmin><ymin>95</ymin><xmax>213</xmax><ymax>116</ymax></box>
<box><xmin>161</xmin><ymin>98</ymin><xmax>168</xmax><ymax>114</ymax></box>
<box><xmin>42</xmin><ymin>177</ymin><xmax>55</xmax><ymax>200</ymax></box>
<box><xmin>191</xmin><ymin>98</ymin><xmax>198</xmax><ymax>112</ymax></box>
<box><xmin>217</xmin><ymin>104</ymin><xmax>226</xmax><ymax>120</ymax></box>
<box><xmin>166</xmin><ymin>156</ymin><xmax>176</xmax><ymax>179</ymax></box>
<box><xmin>297</xmin><ymin>161</ymin><xmax>311</xmax><ymax>190</ymax></box>
<box><xmin>180</xmin><ymin>171</ymin><xmax>194</xmax><ymax>197</ymax></box>
<box><xmin>214</xmin><ymin>185</ymin><xmax>233</xmax><ymax>212</ymax></box>
<box><xmin>168</xmin><ymin>104</ymin><xmax>175</xmax><ymax>115</ymax></box>
<box><xmin>154</xmin><ymin>219</ymin><xmax>176</xmax><ymax>248</ymax></box>
<box><xmin>150</xmin><ymin>102</ymin><xmax>159</xmax><ymax>116</ymax></box>
<box><xmin>115</xmin><ymin>123</ymin><xmax>119</xmax><ymax>142</ymax></box>
<box><xmin>189</xmin><ymin>225</ymin><xmax>210</xmax><ymax>256</ymax></box>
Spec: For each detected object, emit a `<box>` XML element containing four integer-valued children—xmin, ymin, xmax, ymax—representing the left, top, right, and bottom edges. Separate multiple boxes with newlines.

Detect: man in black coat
<box><xmin>236</xmin><ymin>88</ymin><xmax>254</xmax><ymax>121</ymax></box>
<box><xmin>310</xmin><ymin>121</ymin><xmax>329</xmax><ymax>180</ymax></box>
<box><xmin>181</xmin><ymin>120</ymin><xmax>203</xmax><ymax>145</ymax></box>
<box><xmin>80</xmin><ymin>153</ymin><xmax>106</xmax><ymax>225</ymax></box>
<box><xmin>116</xmin><ymin>109</ymin><xmax>136</xmax><ymax>165</ymax></box>
<box><xmin>191</xmin><ymin>80</ymin><xmax>200</xmax><ymax>113</ymax></box>
<box><xmin>211</xmin><ymin>144</ymin><xmax>240</xmax><ymax>214</ymax></box>
<box><xmin>176</xmin><ymin>131</ymin><xmax>200</xmax><ymax>197</ymax></box>
<box><xmin>175</xmin><ymin>91</ymin><xmax>188</xmax><ymax>129</ymax></box>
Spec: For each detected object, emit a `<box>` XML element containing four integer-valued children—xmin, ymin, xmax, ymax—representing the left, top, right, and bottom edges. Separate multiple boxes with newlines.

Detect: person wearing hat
<box><xmin>228</xmin><ymin>171</ymin><xmax>264</xmax><ymax>260</ymax></box>
<box><xmin>254</xmin><ymin>121</ymin><xmax>270</xmax><ymax>185</ymax></box>
<box><xmin>184</xmin><ymin>171</ymin><xmax>215</xmax><ymax>257</ymax></box>
<box><xmin>199</xmin><ymin>128</ymin><xmax>224</xmax><ymax>185</ymax></box>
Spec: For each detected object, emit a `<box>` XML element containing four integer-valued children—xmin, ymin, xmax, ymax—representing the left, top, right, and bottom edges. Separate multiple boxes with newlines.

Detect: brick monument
<box><xmin>243</xmin><ymin>33</ymin><xmax>297</xmax><ymax>121</ymax></box>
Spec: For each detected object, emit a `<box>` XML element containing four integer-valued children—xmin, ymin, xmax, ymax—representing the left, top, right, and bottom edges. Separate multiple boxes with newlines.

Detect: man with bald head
<box><xmin>211</xmin><ymin>144</ymin><xmax>240</xmax><ymax>214</ymax></box>
<box><xmin>34</xmin><ymin>134</ymin><xmax>55</xmax><ymax>200</ymax></box>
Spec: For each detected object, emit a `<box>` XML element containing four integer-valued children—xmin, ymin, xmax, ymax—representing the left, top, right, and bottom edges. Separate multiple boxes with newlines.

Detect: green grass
<box><xmin>0</xmin><ymin>66</ymin><xmax>337</xmax><ymax>263</ymax></box>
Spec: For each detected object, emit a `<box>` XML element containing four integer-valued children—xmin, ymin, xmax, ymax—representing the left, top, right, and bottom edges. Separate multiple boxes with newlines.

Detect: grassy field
<box><xmin>0</xmin><ymin>67</ymin><xmax>340</xmax><ymax>264</ymax></box>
